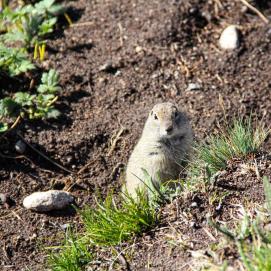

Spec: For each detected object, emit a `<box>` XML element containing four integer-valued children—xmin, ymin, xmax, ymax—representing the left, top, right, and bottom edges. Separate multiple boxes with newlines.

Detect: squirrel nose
<box><xmin>166</xmin><ymin>126</ymin><xmax>173</xmax><ymax>134</ymax></box>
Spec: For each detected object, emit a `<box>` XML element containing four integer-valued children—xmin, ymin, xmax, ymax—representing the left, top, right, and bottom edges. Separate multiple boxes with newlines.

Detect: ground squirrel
<box><xmin>124</xmin><ymin>102</ymin><xmax>193</xmax><ymax>197</ymax></box>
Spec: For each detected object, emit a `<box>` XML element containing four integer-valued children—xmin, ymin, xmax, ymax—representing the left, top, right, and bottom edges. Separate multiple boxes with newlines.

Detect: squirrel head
<box><xmin>145</xmin><ymin>102</ymin><xmax>189</xmax><ymax>140</ymax></box>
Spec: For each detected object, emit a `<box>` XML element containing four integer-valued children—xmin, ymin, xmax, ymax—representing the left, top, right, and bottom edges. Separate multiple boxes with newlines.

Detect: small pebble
<box><xmin>60</xmin><ymin>223</ymin><xmax>71</xmax><ymax>230</ymax></box>
<box><xmin>66</xmin><ymin>156</ymin><xmax>73</xmax><ymax>163</ymax></box>
<box><xmin>0</xmin><ymin>193</ymin><xmax>8</xmax><ymax>205</ymax></box>
<box><xmin>29</xmin><ymin>233</ymin><xmax>37</xmax><ymax>240</ymax></box>
<box><xmin>191</xmin><ymin>202</ymin><xmax>198</xmax><ymax>208</ymax></box>
<box><xmin>23</xmin><ymin>190</ymin><xmax>74</xmax><ymax>212</ymax></box>
<box><xmin>219</xmin><ymin>25</ymin><xmax>240</xmax><ymax>50</ymax></box>
<box><xmin>98</xmin><ymin>61</ymin><xmax>113</xmax><ymax>72</ymax></box>
<box><xmin>135</xmin><ymin>46</ymin><xmax>143</xmax><ymax>53</ymax></box>
<box><xmin>215</xmin><ymin>203</ymin><xmax>222</xmax><ymax>211</ymax></box>
<box><xmin>0</xmin><ymin>193</ymin><xmax>12</xmax><ymax>208</ymax></box>
<box><xmin>15</xmin><ymin>140</ymin><xmax>26</xmax><ymax>154</ymax></box>
<box><xmin>186</xmin><ymin>82</ymin><xmax>202</xmax><ymax>91</ymax></box>
<box><xmin>190</xmin><ymin>221</ymin><xmax>196</xmax><ymax>228</ymax></box>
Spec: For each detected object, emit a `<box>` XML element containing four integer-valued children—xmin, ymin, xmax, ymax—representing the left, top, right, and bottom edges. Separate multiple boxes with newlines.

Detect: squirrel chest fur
<box><xmin>125</xmin><ymin>102</ymin><xmax>193</xmax><ymax>196</ymax></box>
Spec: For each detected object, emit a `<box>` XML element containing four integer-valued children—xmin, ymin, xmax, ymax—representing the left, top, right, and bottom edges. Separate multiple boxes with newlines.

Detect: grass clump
<box><xmin>207</xmin><ymin>177</ymin><xmax>271</xmax><ymax>271</ymax></box>
<box><xmin>48</xmin><ymin>175</ymin><xmax>169</xmax><ymax>269</ymax></box>
<box><xmin>234</xmin><ymin>178</ymin><xmax>271</xmax><ymax>271</ymax></box>
<box><xmin>195</xmin><ymin>118</ymin><xmax>268</xmax><ymax>175</ymax></box>
<box><xmin>80</xmin><ymin>190</ymin><xmax>157</xmax><ymax>246</ymax></box>
<box><xmin>48</xmin><ymin>229</ymin><xmax>93</xmax><ymax>271</ymax></box>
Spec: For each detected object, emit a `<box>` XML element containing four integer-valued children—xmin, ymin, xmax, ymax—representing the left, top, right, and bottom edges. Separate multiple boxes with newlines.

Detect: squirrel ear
<box><xmin>150</xmin><ymin>111</ymin><xmax>153</xmax><ymax>115</ymax></box>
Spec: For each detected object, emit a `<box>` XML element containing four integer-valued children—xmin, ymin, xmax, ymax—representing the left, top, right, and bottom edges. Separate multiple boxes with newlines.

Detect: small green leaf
<box><xmin>45</xmin><ymin>108</ymin><xmax>60</xmax><ymax>119</ymax></box>
<box><xmin>14</xmin><ymin>92</ymin><xmax>34</xmax><ymax>106</ymax></box>
<box><xmin>0</xmin><ymin>123</ymin><xmax>8</xmax><ymax>132</ymax></box>
<box><xmin>0</xmin><ymin>45</ymin><xmax>35</xmax><ymax>76</ymax></box>
<box><xmin>38</xmin><ymin>17</ymin><xmax>57</xmax><ymax>36</ymax></box>
<box><xmin>38</xmin><ymin>69</ymin><xmax>61</xmax><ymax>94</ymax></box>
<box><xmin>34</xmin><ymin>0</ymin><xmax>65</xmax><ymax>16</ymax></box>
<box><xmin>0</xmin><ymin>98</ymin><xmax>19</xmax><ymax>117</ymax></box>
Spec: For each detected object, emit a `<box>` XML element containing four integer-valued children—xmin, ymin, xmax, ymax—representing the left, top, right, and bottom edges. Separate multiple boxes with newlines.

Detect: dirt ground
<box><xmin>1</xmin><ymin>0</ymin><xmax>271</xmax><ymax>270</ymax></box>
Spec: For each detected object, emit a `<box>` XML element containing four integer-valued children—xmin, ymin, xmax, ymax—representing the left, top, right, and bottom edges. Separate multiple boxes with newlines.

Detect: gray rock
<box><xmin>219</xmin><ymin>25</ymin><xmax>240</xmax><ymax>50</ymax></box>
<box><xmin>23</xmin><ymin>190</ymin><xmax>74</xmax><ymax>212</ymax></box>
<box><xmin>15</xmin><ymin>140</ymin><xmax>26</xmax><ymax>154</ymax></box>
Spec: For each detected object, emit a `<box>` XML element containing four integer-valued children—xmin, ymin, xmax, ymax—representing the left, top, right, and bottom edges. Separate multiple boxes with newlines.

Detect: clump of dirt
<box><xmin>1</xmin><ymin>0</ymin><xmax>271</xmax><ymax>270</ymax></box>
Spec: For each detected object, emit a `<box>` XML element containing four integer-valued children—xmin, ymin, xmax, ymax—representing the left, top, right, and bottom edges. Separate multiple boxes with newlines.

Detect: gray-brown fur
<box><xmin>124</xmin><ymin>102</ymin><xmax>193</xmax><ymax>197</ymax></box>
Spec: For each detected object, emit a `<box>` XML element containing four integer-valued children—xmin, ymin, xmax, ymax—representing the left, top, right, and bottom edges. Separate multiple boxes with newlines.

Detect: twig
<box><xmin>203</xmin><ymin>227</ymin><xmax>217</xmax><ymax>241</ymax></box>
<box><xmin>239</xmin><ymin>0</ymin><xmax>269</xmax><ymax>24</ymax></box>
<box><xmin>109</xmin><ymin>245</ymin><xmax>135</xmax><ymax>271</ymax></box>
<box><xmin>207</xmin><ymin>215</ymin><xmax>236</xmax><ymax>240</ymax></box>
<box><xmin>0</xmin><ymin>115</ymin><xmax>22</xmax><ymax>139</ymax></box>
<box><xmin>47</xmin><ymin>96</ymin><xmax>58</xmax><ymax>107</ymax></box>
<box><xmin>11</xmin><ymin>210</ymin><xmax>24</xmax><ymax>222</ymax></box>
<box><xmin>77</xmin><ymin>159</ymin><xmax>96</xmax><ymax>175</ymax></box>
<box><xmin>70</xmin><ymin>21</ymin><xmax>94</xmax><ymax>27</ymax></box>
<box><xmin>107</xmin><ymin>126</ymin><xmax>126</xmax><ymax>156</ymax></box>
<box><xmin>64</xmin><ymin>13</ymin><xmax>73</xmax><ymax>26</ymax></box>
<box><xmin>110</xmin><ymin>162</ymin><xmax>124</xmax><ymax>180</ymax></box>
<box><xmin>118</xmin><ymin>23</ymin><xmax>124</xmax><ymax>47</ymax></box>
<box><xmin>0</xmin><ymin>152</ymin><xmax>24</xmax><ymax>159</ymax></box>
<box><xmin>17</xmin><ymin>132</ymin><xmax>74</xmax><ymax>174</ymax></box>
<box><xmin>0</xmin><ymin>152</ymin><xmax>55</xmax><ymax>174</ymax></box>
<box><xmin>254</xmin><ymin>159</ymin><xmax>260</xmax><ymax>179</ymax></box>
<box><xmin>9</xmin><ymin>115</ymin><xmax>21</xmax><ymax>130</ymax></box>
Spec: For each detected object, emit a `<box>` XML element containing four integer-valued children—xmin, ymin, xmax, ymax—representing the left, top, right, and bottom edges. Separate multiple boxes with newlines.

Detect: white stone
<box><xmin>23</xmin><ymin>190</ymin><xmax>74</xmax><ymax>212</ymax></box>
<box><xmin>186</xmin><ymin>82</ymin><xmax>202</xmax><ymax>91</ymax></box>
<box><xmin>191</xmin><ymin>202</ymin><xmax>198</xmax><ymax>208</ymax></box>
<box><xmin>219</xmin><ymin>25</ymin><xmax>239</xmax><ymax>50</ymax></box>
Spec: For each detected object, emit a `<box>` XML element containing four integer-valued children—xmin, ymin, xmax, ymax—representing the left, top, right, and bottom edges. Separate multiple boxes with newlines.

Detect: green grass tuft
<box><xmin>195</xmin><ymin>119</ymin><xmax>268</xmax><ymax>175</ymax></box>
<box><xmin>80</xmin><ymin>191</ymin><xmax>157</xmax><ymax>246</ymax></box>
<box><xmin>47</xmin><ymin>229</ymin><xmax>93</xmax><ymax>271</ymax></box>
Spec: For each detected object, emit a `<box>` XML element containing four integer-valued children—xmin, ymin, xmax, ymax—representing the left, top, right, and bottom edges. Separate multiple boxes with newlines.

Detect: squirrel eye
<box><xmin>154</xmin><ymin>114</ymin><xmax>158</xmax><ymax>120</ymax></box>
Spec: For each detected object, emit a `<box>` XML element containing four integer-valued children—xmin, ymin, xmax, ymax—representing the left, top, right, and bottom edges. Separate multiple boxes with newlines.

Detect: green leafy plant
<box><xmin>0</xmin><ymin>0</ymin><xmax>65</xmax><ymax>132</ymax></box>
<box><xmin>0</xmin><ymin>45</ymin><xmax>35</xmax><ymax>76</ymax></box>
<box><xmin>0</xmin><ymin>123</ymin><xmax>9</xmax><ymax>132</ymax></box>
<box><xmin>33</xmin><ymin>0</ymin><xmax>65</xmax><ymax>16</ymax></box>
<box><xmin>15</xmin><ymin>69</ymin><xmax>61</xmax><ymax>119</ymax></box>
<box><xmin>38</xmin><ymin>69</ymin><xmax>61</xmax><ymax>93</ymax></box>
<box><xmin>0</xmin><ymin>97</ymin><xmax>19</xmax><ymax>117</ymax></box>
<box><xmin>0</xmin><ymin>69</ymin><xmax>61</xmax><ymax>131</ymax></box>
<box><xmin>1</xmin><ymin>0</ymin><xmax>65</xmax><ymax>48</ymax></box>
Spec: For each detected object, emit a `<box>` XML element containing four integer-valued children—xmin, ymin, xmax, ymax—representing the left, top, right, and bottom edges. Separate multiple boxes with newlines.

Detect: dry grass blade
<box><xmin>107</xmin><ymin>126</ymin><xmax>126</xmax><ymax>156</ymax></box>
<box><xmin>239</xmin><ymin>0</ymin><xmax>269</xmax><ymax>24</ymax></box>
<box><xmin>17</xmin><ymin>132</ymin><xmax>74</xmax><ymax>174</ymax></box>
<box><xmin>263</xmin><ymin>176</ymin><xmax>271</xmax><ymax>215</ymax></box>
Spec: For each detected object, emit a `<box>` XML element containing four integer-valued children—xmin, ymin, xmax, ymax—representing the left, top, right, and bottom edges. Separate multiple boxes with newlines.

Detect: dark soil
<box><xmin>1</xmin><ymin>0</ymin><xmax>271</xmax><ymax>270</ymax></box>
